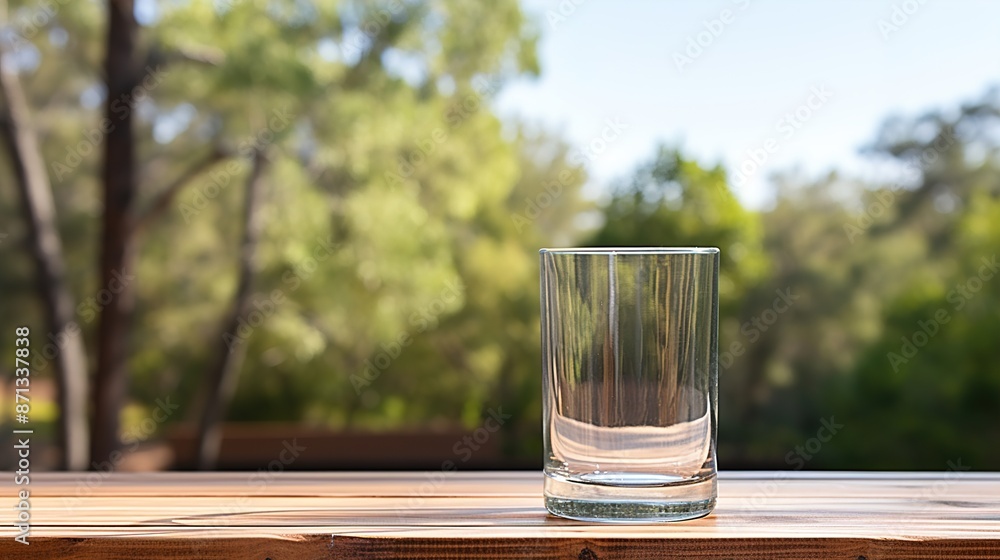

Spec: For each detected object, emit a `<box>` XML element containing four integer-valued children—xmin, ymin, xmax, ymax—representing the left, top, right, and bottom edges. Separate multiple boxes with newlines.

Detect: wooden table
<box><xmin>3</xmin><ymin>471</ymin><xmax>999</xmax><ymax>558</ymax></box>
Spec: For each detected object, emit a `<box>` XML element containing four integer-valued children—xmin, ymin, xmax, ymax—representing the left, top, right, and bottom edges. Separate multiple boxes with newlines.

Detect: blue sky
<box><xmin>496</xmin><ymin>0</ymin><xmax>1000</xmax><ymax>207</ymax></box>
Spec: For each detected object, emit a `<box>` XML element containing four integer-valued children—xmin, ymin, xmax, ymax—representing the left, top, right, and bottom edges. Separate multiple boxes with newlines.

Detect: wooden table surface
<box><xmin>2</xmin><ymin>471</ymin><xmax>999</xmax><ymax>559</ymax></box>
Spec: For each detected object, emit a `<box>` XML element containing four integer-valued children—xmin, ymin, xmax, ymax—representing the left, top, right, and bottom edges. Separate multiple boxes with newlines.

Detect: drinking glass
<box><xmin>540</xmin><ymin>247</ymin><xmax>719</xmax><ymax>522</ymax></box>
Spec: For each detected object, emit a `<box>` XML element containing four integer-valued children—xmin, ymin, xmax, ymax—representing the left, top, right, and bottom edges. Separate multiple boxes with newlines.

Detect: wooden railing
<box><xmin>3</xmin><ymin>471</ymin><xmax>998</xmax><ymax>558</ymax></box>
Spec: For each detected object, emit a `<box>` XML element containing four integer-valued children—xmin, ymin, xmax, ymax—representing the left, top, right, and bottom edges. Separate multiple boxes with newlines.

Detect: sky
<box><xmin>495</xmin><ymin>0</ymin><xmax>1000</xmax><ymax>208</ymax></box>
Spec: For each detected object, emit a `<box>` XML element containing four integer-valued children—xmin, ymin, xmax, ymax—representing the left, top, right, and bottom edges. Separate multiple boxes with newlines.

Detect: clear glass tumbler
<box><xmin>540</xmin><ymin>247</ymin><xmax>719</xmax><ymax>522</ymax></box>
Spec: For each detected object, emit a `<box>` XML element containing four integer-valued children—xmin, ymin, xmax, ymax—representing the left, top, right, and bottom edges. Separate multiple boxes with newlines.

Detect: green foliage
<box><xmin>2</xmin><ymin>0</ymin><xmax>999</xmax><ymax>470</ymax></box>
<box><xmin>830</xmin><ymin>104</ymin><xmax>1000</xmax><ymax>469</ymax></box>
<box><xmin>587</xmin><ymin>146</ymin><xmax>767</xmax><ymax>310</ymax></box>
<box><xmin>733</xmin><ymin>90</ymin><xmax>1000</xmax><ymax>470</ymax></box>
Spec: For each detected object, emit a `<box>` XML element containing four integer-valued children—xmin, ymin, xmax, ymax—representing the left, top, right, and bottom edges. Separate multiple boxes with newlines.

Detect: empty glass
<box><xmin>540</xmin><ymin>247</ymin><xmax>719</xmax><ymax>522</ymax></box>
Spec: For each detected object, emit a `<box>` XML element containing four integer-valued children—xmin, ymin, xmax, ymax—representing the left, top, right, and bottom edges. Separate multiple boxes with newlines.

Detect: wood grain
<box><xmin>1</xmin><ymin>471</ymin><xmax>998</xmax><ymax>558</ymax></box>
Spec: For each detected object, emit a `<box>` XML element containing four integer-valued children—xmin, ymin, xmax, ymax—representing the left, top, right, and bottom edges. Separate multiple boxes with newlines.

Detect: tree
<box><xmin>353</xmin><ymin>128</ymin><xmax>591</xmax><ymax>456</ymax></box>
<box><xmin>584</xmin><ymin>146</ymin><xmax>770</xmax><ymax>465</ymax></box>
<box><xmin>90</xmin><ymin>0</ymin><xmax>139</xmax><ymax>467</ymax></box>
<box><xmin>0</xmin><ymin>0</ymin><xmax>89</xmax><ymax>469</ymax></box>
<box><xmin>827</xmin><ymin>89</ymin><xmax>1000</xmax><ymax>469</ymax></box>
<box><xmin>2</xmin><ymin>0</ymin><xmax>541</xmax><ymax>468</ymax></box>
<box><xmin>196</xmin><ymin>149</ymin><xmax>267</xmax><ymax>469</ymax></box>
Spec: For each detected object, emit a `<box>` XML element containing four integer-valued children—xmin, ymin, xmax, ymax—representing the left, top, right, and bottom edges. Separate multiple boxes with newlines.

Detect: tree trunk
<box><xmin>0</xmin><ymin>21</ymin><xmax>90</xmax><ymax>471</ymax></box>
<box><xmin>195</xmin><ymin>150</ymin><xmax>269</xmax><ymax>470</ymax></box>
<box><xmin>91</xmin><ymin>0</ymin><xmax>139</xmax><ymax>466</ymax></box>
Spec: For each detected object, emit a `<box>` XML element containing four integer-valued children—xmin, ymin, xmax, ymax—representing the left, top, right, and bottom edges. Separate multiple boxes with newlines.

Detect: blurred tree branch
<box><xmin>133</xmin><ymin>147</ymin><xmax>232</xmax><ymax>235</ymax></box>
<box><xmin>196</xmin><ymin>148</ymin><xmax>269</xmax><ymax>470</ymax></box>
<box><xmin>342</xmin><ymin>11</ymin><xmax>412</xmax><ymax>89</ymax></box>
<box><xmin>146</xmin><ymin>44</ymin><xmax>226</xmax><ymax>70</ymax></box>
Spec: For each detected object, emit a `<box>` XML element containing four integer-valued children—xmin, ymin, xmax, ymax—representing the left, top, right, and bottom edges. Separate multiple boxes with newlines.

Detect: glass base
<box><xmin>544</xmin><ymin>471</ymin><xmax>716</xmax><ymax>522</ymax></box>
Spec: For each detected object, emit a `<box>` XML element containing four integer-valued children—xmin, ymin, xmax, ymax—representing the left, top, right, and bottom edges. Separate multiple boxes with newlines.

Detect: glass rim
<box><xmin>539</xmin><ymin>246</ymin><xmax>719</xmax><ymax>255</ymax></box>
